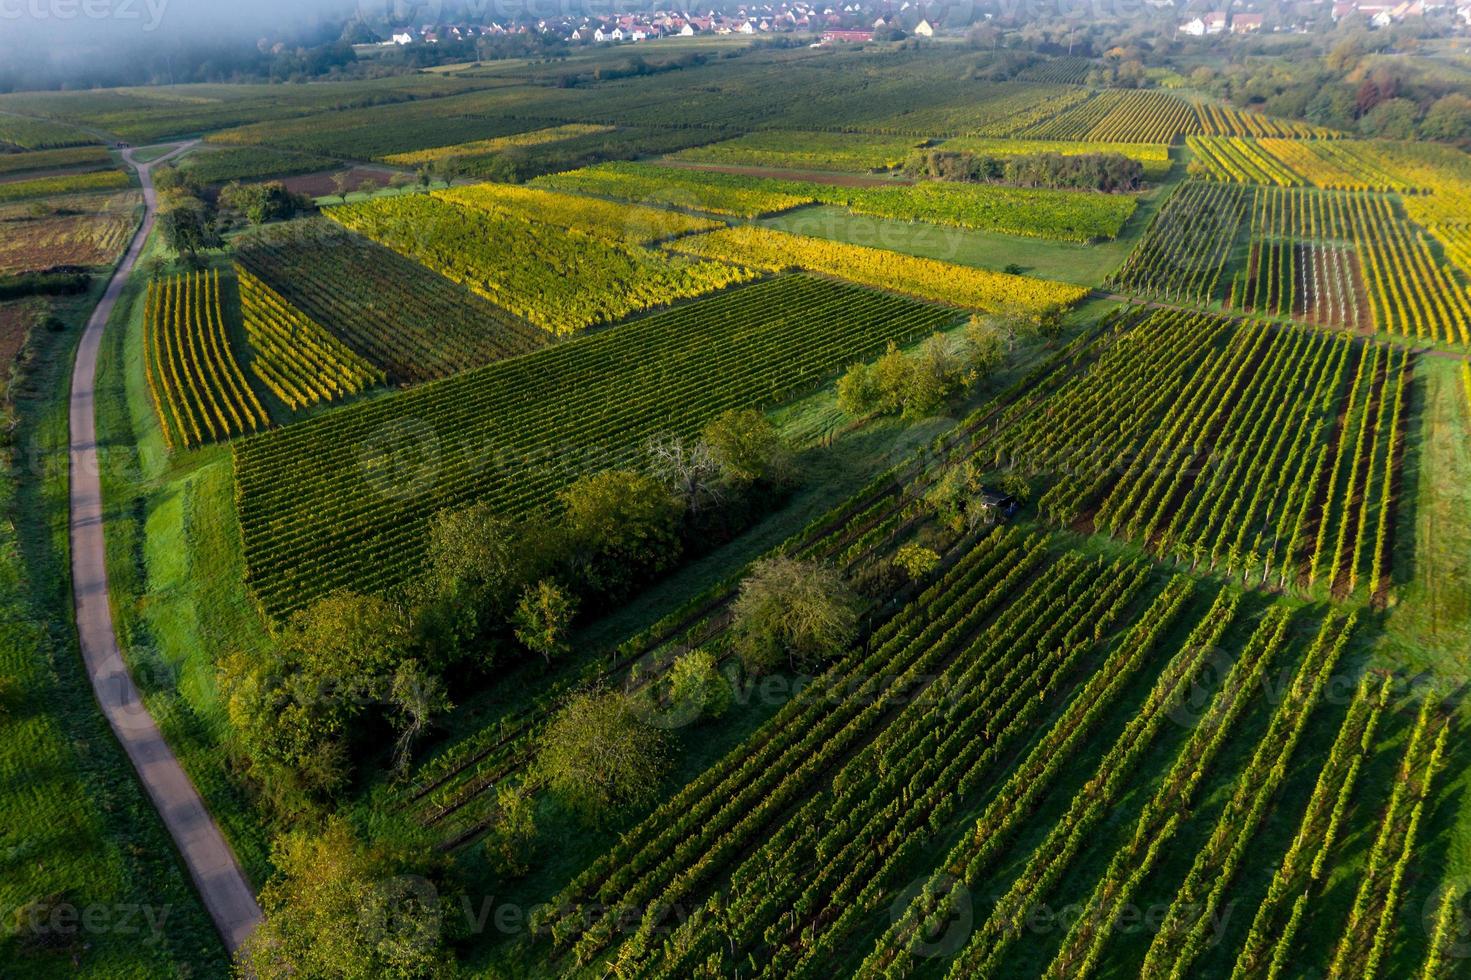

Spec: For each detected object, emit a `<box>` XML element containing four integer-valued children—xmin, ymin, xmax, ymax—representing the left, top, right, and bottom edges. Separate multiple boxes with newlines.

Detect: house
<box><xmin>1204</xmin><ymin>10</ymin><xmax>1229</xmax><ymax>32</ymax></box>
<box><xmin>1179</xmin><ymin>16</ymin><xmax>1208</xmax><ymax>34</ymax></box>
<box><xmin>1231</xmin><ymin>12</ymin><xmax>1265</xmax><ymax>30</ymax></box>
<box><xmin>913</xmin><ymin>17</ymin><xmax>934</xmax><ymax>35</ymax></box>
<box><xmin>680</xmin><ymin>22</ymin><xmax>696</xmax><ymax>34</ymax></box>
<box><xmin>390</xmin><ymin>31</ymin><xmax>415</xmax><ymax>44</ymax></box>
<box><xmin>822</xmin><ymin>28</ymin><xmax>874</xmax><ymax>40</ymax></box>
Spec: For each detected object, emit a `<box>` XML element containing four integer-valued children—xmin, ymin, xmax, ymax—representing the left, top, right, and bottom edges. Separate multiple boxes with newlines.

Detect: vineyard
<box><xmin>1189</xmin><ymin>136</ymin><xmax>1417</xmax><ymax>191</ymax></box>
<box><xmin>537</xmin><ymin>162</ymin><xmax>1138</xmax><ymax>241</ymax></box>
<box><xmin>326</xmin><ymin>193</ymin><xmax>755</xmax><ymax>335</ymax></box>
<box><xmin>0</xmin><ymin>144</ymin><xmax>111</xmax><ymax>177</ymax></box>
<box><xmin>143</xmin><ymin>270</ymin><xmax>269</xmax><ymax>450</ymax></box>
<box><xmin>433</xmin><ymin>182</ymin><xmax>722</xmax><ymax>245</ymax></box>
<box><xmin>545</xmin><ymin>535</ymin><xmax>1165</xmax><ymax>973</ymax></box>
<box><xmin>177</xmin><ymin>145</ymin><xmax>341</xmax><ymax>185</ymax></box>
<box><xmin>941</xmin><ymin>135</ymin><xmax>1173</xmax><ymax>180</ymax></box>
<box><xmin>536</xmin><ymin>161</ymin><xmax>823</xmax><ymax>217</ymax></box>
<box><xmin>236</xmin><ymin>267</ymin><xmax>384</xmax><ymax>411</ymax></box>
<box><xmin>1022</xmin><ymin>89</ymin><xmax>1197</xmax><ymax>142</ymax></box>
<box><xmin>0</xmin><ymin>168</ymin><xmax>130</xmax><ymax>203</ymax></box>
<box><xmin>14</xmin><ymin>41</ymin><xmax>1471</xmax><ymax>980</ymax></box>
<box><xmin>1232</xmin><ymin>239</ymin><xmax>1370</xmax><ymax>331</ymax></box>
<box><xmin>0</xmin><ymin>112</ymin><xmax>101</xmax><ymax>148</ymax></box>
<box><xmin>234</xmin><ymin>275</ymin><xmax>958</xmax><ymax>616</ymax></box>
<box><xmin>0</xmin><ymin>189</ymin><xmax>140</xmax><ymax>275</ymax></box>
<box><xmin>671</xmin><ymin>130</ymin><xmax>924</xmax><ymax>172</ymax></box>
<box><xmin>379</xmin><ymin>123</ymin><xmax>614</xmax><ymax>166</ymax></box>
<box><xmin>671</xmin><ymin>224</ymin><xmax>1088</xmax><ymax>313</ymax></box>
<box><xmin>235</xmin><ymin>220</ymin><xmax>546</xmax><ymax>383</ymax></box>
<box><xmin>1107</xmin><ymin>181</ymin><xmax>1249</xmax><ymax>304</ymax></box>
<box><xmin>981</xmin><ymin>309</ymin><xmax>1411</xmax><ymax>601</ymax></box>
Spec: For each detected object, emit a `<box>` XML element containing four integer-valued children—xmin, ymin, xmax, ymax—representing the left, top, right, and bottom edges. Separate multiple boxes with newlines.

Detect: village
<box><xmin>1178</xmin><ymin>0</ymin><xmax>1471</xmax><ymax>35</ymax></box>
<box><xmin>363</xmin><ymin>0</ymin><xmax>1471</xmax><ymax>52</ymax></box>
<box><xmin>374</xmin><ymin>2</ymin><xmax>938</xmax><ymax>48</ymax></box>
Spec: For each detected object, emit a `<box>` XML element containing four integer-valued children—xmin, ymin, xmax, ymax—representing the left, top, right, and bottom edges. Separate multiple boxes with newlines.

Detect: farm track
<box><xmin>67</xmin><ymin>141</ymin><xmax>262</xmax><ymax>953</ymax></box>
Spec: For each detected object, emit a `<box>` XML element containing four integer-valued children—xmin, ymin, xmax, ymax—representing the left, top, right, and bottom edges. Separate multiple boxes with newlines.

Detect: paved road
<box><xmin>68</xmin><ymin>142</ymin><xmax>263</xmax><ymax>954</ymax></box>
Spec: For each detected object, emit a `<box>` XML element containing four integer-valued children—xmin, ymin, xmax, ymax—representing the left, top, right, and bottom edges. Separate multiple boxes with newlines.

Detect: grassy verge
<box><xmin>92</xmin><ymin>230</ymin><xmax>276</xmax><ymax>886</ymax></box>
<box><xmin>0</xmin><ymin>283</ymin><xmax>226</xmax><ymax>977</ymax></box>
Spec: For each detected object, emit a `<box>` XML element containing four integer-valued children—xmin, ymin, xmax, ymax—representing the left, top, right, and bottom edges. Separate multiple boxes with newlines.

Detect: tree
<box><xmin>701</xmin><ymin>408</ymin><xmax>790</xmax><ymax>487</ymax></box>
<box><xmin>218</xmin><ymin>180</ymin><xmax>310</xmax><ymax>225</ymax></box>
<box><xmin>217</xmin><ymin>649</ymin><xmax>350</xmax><ymax>817</ymax></box>
<box><xmin>389</xmin><ymin>660</ymin><xmax>450</xmax><ymax>775</ymax></box>
<box><xmin>284</xmin><ymin>590</ymin><xmax>413</xmax><ymax>703</ymax></box>
<box><xmin>152</xmin><ymin>164</ymin><xmax>200</xmax><ymax>196</ymax></box>
<box><xmin>730</xmin><ymin>556</ymin><xmax>859</xmax><ymax>674</ymax></box>
<box><xmin>965</xmin><ymin>316</ymin><xmax>1009</xmax><ymax>373</ymax></box>
<box><xmin>536</xmin><ymin>689</ymin><xmax>670</xmax><ymax>824</ymax></box>
<box><xmin>236</xmin><ymin>820</ymin><xmax>454</xmax><ymax>979</ymax></box>
<box><xmin>484</xmin><ymin>784</ymin><xmax>538</xmax><ymax>877</ymax></box>
<box><xmin>330</xmin><ymin>170</ymin><xmax>353</xmax><ymax>202</ymax></box>
<box><xmin>1421</xmin><ymin>94</ymin><xmax>1471</xmax><ymax>143</ymax></box>
<box><xmin>666</xmin><ymin>648</ymin><xmax>732</xmax><ymax>721</ymax></box>
<box><xmin>836</xmin><ymin>361</ymin><xmax>881</xmax><ymax>416</ymax></box>
<box><xmin>893</xmin><ymin>543</ymin><xmax>941</xmax><ymax>580</ymax></box>
<box><xmin>511</xmin><ymin>580</ymin><xmax>577</xmax><ymax>664</ymax></box>
<box><xmin>1306</xmin><ymin>85</ymin><xmax>1356</xmax><ymax>131</ymax></box>
<box><xmin>560</xmin><ymin>470</ymin><xmax>684</xmax><ymax>597</ymax></box>
<box><xmin>157</xmin><ymin>202</ymin><xmax>220</xmax><ymax>262</ymax></box>
<box><xmin>870</xmin><ymin>341</ymin><xmax>916</xmax><ymax>415</ymax></box>
<box><xmin>644</xmin><ymin>432</ymin><xmax>723</xmax><ymax>513</ymax></box>
<box><xmin>422</xmin><ymin>501</ymin><xmax>523</xmax><ymax>615</ymax></box>
<box><xmin>906</xmin><ymin>333</ymin><xmax>972</xmax><ymax>418</ymax></box>
<box><xmin>1358</xmin><ymin>98</ymin><xmax>1418</xmax><ymax>139</ymax></box>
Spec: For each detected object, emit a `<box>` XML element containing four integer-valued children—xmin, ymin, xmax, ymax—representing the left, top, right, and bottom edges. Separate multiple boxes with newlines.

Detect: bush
<box><xmin>536</xmin><ymin>689</ymin><xmax>670</xmax><ymax>824</ymax></box>
<box><xmin>665</xmin><ymin>649</ymin><xmax>732</xmax><ymax>721</ymax></box>
<box><xmin>730</xmin><ymin>556</ymin><xmax>859</xmax><ymax>674</ymax></box>
<box><xmin>0</xmin><ymin>270</ymin><xmax>87</xmax><ymax>300</ymax></box>
<box><xmin>511</xmin><ymin>580</ymin><xmax>577</xmax><ymax>664</ymax></box>
<box><xmin>484</xmin><ymin>785</ymin><xmax>538</xmax><ymax>877</ymax></box>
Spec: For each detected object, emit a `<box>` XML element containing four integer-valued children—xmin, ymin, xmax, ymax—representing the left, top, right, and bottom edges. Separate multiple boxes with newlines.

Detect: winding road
<box><xmin>68</xmin><ymin>142</ymin><xmax>263</xmax><ymax>953</ymax></box>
